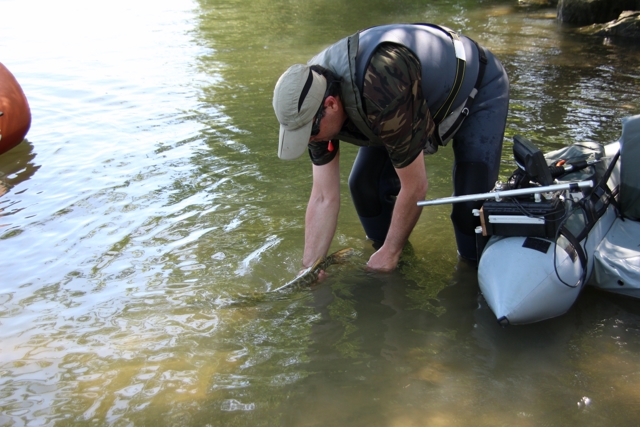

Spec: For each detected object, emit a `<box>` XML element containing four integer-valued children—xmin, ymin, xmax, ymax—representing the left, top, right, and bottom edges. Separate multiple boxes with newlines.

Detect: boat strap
<box><xmin>575</xmin><ymin>149</ymin><xmax>621</xmax><ymax>241</ymax></box>
<box><xmin>555</xmin><ymin>149</ymin><xmax>621</xmax><ymax>288</ymax></box>
<box><xmin>600</xmin><ymin>149</ymin><xmax>622</xmax><ymax>217</ymax></box>
<box><xmin>557</xmin><ymin>226</ymin><xmax>587</xmax><ymax>288</ymax></box>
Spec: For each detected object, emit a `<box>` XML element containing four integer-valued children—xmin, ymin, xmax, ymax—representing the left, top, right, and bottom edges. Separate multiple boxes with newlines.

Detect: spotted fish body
<box><xmin>272</xmin><ymin>248</ymin><xmax>354</xmax><ymax>293</ymax></box>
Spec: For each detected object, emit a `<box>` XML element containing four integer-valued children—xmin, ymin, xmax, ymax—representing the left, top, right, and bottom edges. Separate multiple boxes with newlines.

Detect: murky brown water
<box><xmin>1</xmin><ymin>0</ymin><xmax>640</xmax><ymax>425</ymax></box>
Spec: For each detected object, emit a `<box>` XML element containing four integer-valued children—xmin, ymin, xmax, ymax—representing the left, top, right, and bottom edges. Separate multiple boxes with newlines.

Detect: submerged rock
<box><xmin>518</xmin><ymin>0</ymin><xmax>558</xmax><ymax>7</ymax></box>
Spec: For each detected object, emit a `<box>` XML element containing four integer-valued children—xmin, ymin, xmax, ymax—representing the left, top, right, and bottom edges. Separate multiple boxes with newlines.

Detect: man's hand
<box><xmin>298</xmin><ymin>267</ymin><xmax>327</xmax><ymax>281</ymax></box>
<box><xmin>366</xmin><ymin>246</ymin><xmax>400</xmax><ymax>272</ymax></box>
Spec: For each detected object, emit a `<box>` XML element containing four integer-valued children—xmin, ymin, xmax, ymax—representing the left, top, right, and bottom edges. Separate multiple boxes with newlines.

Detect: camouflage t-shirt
<box><xmin>308</xmin><ymin>43</ymin><xmax>436</xmax><ymax>168</ymax></box>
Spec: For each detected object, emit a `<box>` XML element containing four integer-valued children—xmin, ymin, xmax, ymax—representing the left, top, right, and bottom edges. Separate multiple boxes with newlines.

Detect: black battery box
<box><xmin>479</xmin><ymin>196</ymin><xmax>565</xmax><ymax>239</ymax></box>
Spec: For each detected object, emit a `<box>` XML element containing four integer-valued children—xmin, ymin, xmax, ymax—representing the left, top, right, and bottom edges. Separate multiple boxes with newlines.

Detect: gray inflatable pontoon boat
<box><xmin>478</xmin><ymin>115</ymin><xmax>640</xmax><ymax>325</ymax></box>
<box><xmin>419</xmin><ymin>115</ymin><xmax>640</xmax><ymax>325</ymax></box>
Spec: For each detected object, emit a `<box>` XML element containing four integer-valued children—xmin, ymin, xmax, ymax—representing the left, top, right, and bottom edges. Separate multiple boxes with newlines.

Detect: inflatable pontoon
<box><xmin>419</xmin><ymin>115</ymin><xmax>640</xmax><ymax>325</ymax></box>
<box><xmin>0</xmin><ymin>62</ymin><xmax>31</xmax><ymax>156</ymax></box>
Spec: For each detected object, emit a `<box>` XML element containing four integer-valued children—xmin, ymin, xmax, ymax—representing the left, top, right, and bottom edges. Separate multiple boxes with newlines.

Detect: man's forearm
<box><xmin>367</xmin><ymin>151</ymin><xmax>427</xmax><ymax>271</ymax></box>
<box><xmin>302</xmin><ymin>155</ymin><xmax>342</xmax><ymax>268</ymax></box>
<box><xmin>302</xmin><ymin>194</ymin><xmax>340</xmax><ymax>267</ymax></box>
<box><xmin>382</xmin><ymin>187</ymin><xmax>423</xmax><ymax>256</ymax></box>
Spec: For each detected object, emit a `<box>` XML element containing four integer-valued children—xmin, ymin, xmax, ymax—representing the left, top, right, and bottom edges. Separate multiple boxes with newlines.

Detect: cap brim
<box><xmin>278</xmin><ymin>120</ymin><xmax>313</xmax><ymax>160</ymax></box>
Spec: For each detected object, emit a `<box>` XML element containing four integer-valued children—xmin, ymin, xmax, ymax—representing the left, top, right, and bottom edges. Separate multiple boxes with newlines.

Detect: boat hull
<box><xmin>591</xmin><ymin>215</ymin><xmax>640</xmax><ymax>298</ymax></box>
<box><xmin>478</xmin><ymin>182</ymin><xmax>618</xmax><ymax>325</ymax></box>
<box><xmin>0</xmin><ymin>63</ymin><xmax>31</xmax><ymax>156</ymax></box>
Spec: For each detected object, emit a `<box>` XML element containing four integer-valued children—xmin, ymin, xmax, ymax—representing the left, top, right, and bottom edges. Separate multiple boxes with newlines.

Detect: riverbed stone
<box><xmin>557</xmin><ymin>0</ymin><xmax>640</xmax><ymax>24</ymax></box>
<box><xmin>518</xmin><ymin>0</ymin><xmax>558</xmax><ymax>7</ymax></box>
<box><xmin>581</xmin><ymin>10</ymin><xmax>640</xmax><ymax>38</ymax></box>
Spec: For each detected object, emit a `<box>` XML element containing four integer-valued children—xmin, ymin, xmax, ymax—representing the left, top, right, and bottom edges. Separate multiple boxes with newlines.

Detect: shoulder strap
<box><xmin>429</xmin><ymin>26</ymin><xmax>467</xmax><ymax>123</ymax></box>
<box><xmin>434</xmin><ymin>41</ymin><xmax>488</xmax><ymax>145</ymax></box>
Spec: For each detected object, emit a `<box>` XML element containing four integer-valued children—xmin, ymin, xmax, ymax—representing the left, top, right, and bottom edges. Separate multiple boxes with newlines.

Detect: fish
<box><xmin>272</xmin><ymin>248</ymin><xmax>354</xmax><ymax>293</ymax></box>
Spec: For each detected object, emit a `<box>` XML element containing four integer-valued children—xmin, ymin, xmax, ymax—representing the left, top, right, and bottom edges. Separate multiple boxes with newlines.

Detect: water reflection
<box><xmin>0</xmin><ymin>140</ymin><xmax>39</xmax><ymax>214</ymax></box>
<box><xmin>0</xmin><ymin>139</ymin><xmax>39</xmax><ymax>186</ymax></box>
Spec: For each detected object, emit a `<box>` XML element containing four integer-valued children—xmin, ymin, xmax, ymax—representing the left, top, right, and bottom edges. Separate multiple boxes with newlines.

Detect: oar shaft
<box><xmin>417</xmin><ymin>180</ymin><xmax>594</xmax><ymax>207</ymax></box>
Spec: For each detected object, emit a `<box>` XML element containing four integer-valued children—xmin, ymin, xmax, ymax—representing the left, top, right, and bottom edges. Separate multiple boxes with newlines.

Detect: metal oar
<box><xmin>417</xmin><ymin>180</ymin><xmax>594</xmax><ymax>207</ymax></box>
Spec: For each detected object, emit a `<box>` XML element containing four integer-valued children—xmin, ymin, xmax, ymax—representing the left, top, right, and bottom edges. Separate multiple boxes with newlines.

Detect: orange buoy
<box><xmin>0</xmin><ymin>62</ymin><xmax>31</xmax><ymax>156</ymax></box>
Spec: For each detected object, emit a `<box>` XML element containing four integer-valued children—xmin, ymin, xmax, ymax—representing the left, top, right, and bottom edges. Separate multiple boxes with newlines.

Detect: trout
<box><xmin>272</xmin><ymin>248</ymin><xmax>354</xmax><ymax>292</ymax></box>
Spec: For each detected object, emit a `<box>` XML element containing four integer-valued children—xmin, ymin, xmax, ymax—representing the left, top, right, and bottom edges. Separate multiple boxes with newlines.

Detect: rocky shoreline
<box><xmin>582</xmin><ymin>10</ymin><xmax>640</xmax><ymax>39</ymax></box>
<box><xmin>522</xmin><ymin>0</ymin><xmax>640</xmax><ymax>39</ymax></box>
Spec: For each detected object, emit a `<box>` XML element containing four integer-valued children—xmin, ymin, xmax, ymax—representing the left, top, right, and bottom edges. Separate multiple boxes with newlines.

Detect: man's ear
<box><xmin>324</xmin><ymin>96</ymin><xmax>340</xmax><ymax>112</ymax></box>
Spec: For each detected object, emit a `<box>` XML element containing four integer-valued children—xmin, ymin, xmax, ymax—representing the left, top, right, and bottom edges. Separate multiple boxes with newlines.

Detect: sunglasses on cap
<box><xmin>309</xmin><ymin>74</ymin><xmax>340</xmax><ymax>138</ymax></box>
<box><xmin>310</xmin><ymin>101</ymin><xmax>325</xmax><ymax>137</ymax></box>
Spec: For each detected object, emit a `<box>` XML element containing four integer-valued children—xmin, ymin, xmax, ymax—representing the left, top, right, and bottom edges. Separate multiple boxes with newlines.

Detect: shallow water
<box><xmin>1</xmin><ymin>0</ymin><xmax>640</xmax><ymax>425</ymax></box>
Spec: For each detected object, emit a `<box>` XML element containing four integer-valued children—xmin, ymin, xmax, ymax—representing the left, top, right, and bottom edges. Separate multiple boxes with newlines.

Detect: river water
<box><xmin>1</xmin><ymin>0</ymin><xmax>640</xmax><ymax>425</ymax></box>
